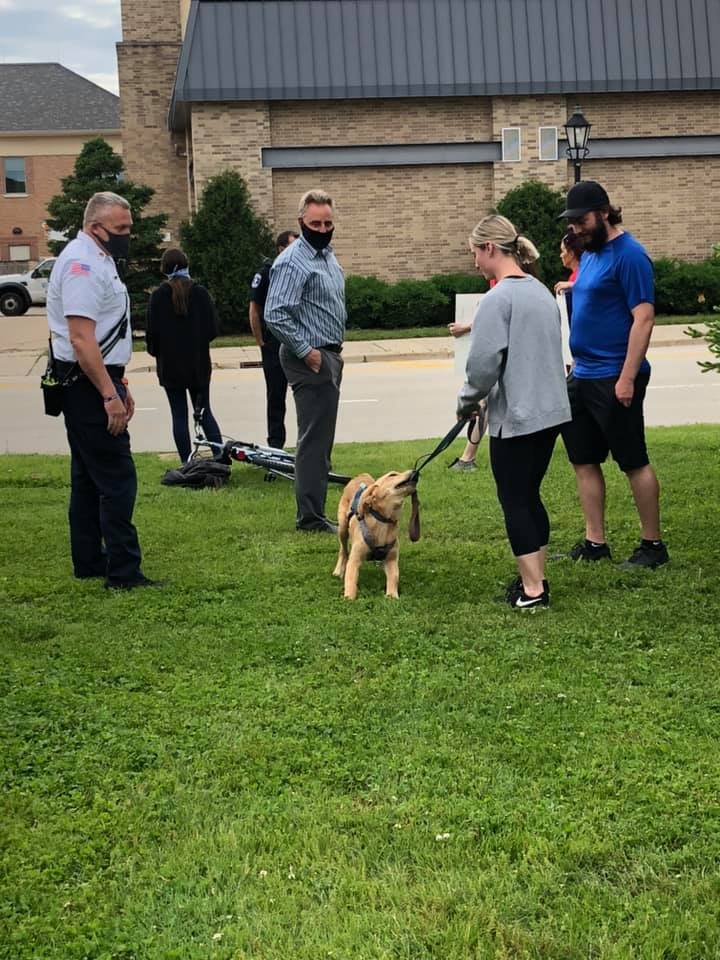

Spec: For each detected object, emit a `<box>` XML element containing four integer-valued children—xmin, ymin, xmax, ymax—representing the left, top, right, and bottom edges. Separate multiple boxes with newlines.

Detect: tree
<box><xmin>496</xmin><ymin>180</ymin><xmax>568</xmax><ymax>289</ymax></box>
<box><xmin>180</xmin><ymin>171</ymin><xmax>274</xmax><ymax>332</ymax></box>
<box><xmin>46</xmin><ymin>137</ymin><xmax>167</xmax><ymax>323</ymax></box>
<box><xmin>686</xmin><ymin>242</ymin><xmax>720</xmax><ymax>373</ymax></box>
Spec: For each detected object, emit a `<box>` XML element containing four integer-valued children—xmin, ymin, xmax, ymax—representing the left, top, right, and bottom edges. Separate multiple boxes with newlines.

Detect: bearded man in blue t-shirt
<box><xmin>559</xmin><ymin>181</ymin><xmax>669</xmax><ymax>569</ymax></box>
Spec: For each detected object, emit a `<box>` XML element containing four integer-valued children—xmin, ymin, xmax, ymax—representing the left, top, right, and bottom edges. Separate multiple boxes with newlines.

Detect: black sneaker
<box><xmin>621</xmin><ymin>542</ymin><xmax>670</xmax><ymax>570</ymax></box>
<box><xmin>502</xmin><ymin>576</ymin><xmax>549</xmax><ymax>603</ymax></box>
<box><xmin>105</xmin><ymin>576</ymin><xmax>164</xmax><ymax>591</ymax></box>
<box><xmin>509</xmin><ymin>586</ymin><xmax>549</xmax><ymax>611</ymax></box>
<box><xmin>569</xmin><ymin>540</ymin><xmax>612</xmax><ymax>562</ymax></box>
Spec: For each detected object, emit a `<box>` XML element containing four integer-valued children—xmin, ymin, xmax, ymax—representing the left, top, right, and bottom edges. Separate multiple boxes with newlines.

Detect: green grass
<box><xmin>132</xmin><ymin>317</ymin><xmax>699</xmax><ymax>352</ymax></box>
<box><xmin>2</xmin><ymin>426</ymin><xmax>720</xmax><ymax>959</ymax></box>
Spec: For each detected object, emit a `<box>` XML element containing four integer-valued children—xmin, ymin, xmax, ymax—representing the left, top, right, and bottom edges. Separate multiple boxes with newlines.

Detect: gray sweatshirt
<box><xmin>457</xmin><ymin>276</ymin><xmax>571</xmax><ymax>438</ymax></box>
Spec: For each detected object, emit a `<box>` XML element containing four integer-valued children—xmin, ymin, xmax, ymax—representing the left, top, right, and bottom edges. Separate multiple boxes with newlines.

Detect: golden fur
<box><xmin>332</xmin><ymin>470</ymin><xmax>419</xmax><ymax>599</ymax></box>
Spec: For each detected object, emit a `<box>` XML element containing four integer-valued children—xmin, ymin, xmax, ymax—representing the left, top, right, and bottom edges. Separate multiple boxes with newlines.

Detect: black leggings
<box><xmin>164</xmin><ymin>384</ymin><xmax>222</xmax><ymax>462</ymax></box>
<box><xmin>489</xmin><ymin>426</ymin><xmax>559</xmax><ymax>557</ymax></box>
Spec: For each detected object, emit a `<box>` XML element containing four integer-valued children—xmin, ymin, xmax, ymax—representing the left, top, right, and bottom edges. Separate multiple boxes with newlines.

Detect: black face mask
<box><xmin>96</xmin><ymin>227</ymin><xmax>131</xmax><ymax>263</ymax></box>
<box><xmin>300</xmin><ymin>222</ymin><xmax>334</xmax><ymax>251</ymax></box>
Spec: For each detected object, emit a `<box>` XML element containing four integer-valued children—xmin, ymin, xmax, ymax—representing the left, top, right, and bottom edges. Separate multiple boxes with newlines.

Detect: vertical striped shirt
<box><xmin>264</xmin><ymin>236</ymin><xmax>346</xmax><ymax>358</ymax></box>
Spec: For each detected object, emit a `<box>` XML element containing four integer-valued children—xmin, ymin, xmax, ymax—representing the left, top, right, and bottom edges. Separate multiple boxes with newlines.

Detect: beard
<box><xmin>579</xmin><ymin>215</ymin><xmax>609</xmax><ymax>253</ymax></box>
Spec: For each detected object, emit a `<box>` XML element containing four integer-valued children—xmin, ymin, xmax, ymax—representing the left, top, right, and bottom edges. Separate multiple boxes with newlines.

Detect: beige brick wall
<box><xmin>117</xmin><ymin>42</ymin><xmax>188</xmax><ymax>239</ymax></box>
<box><xmin>578</xmin><ymin>91</ymin><xmax>720</xmax><ymax>139</ymax></box>
<box><xmin>272</xmin><ymin>164</ymin><xmax>493</xmax><ymax>280</ymax></box>
<box><xmin>269</xmin><ymin>97</ymin><xmax>493</xmax><ymax>146</ymax></box>
<box><xmin>191</xmin><ymin>103</ymin><xmax>274</xmax><ymax>221</ymax></box>
<box><xmin>121</xmin><ymin>0</ymin><xmax>181</xmax><ymax>42</ymax></box>
<box><xmin>491</xmin><ymin>94</ymin><xmax>570</xmax><ymax>202</ymax></box>
<box><xmin>118</xmin><ymin>0</ymin><xmax>187</xmax><ymax>240</ymax></box>
<box><xmin>580</xmin><ymin>155</ymin><xmax>720</xmax><ymax>262</ymax></box>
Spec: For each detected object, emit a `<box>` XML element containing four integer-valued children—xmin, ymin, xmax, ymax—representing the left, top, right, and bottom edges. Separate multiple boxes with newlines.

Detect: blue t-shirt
<box><xmin>569</xmin><ymin>231</ymin><xmax>654</xmax><ymax>379</ymax></box>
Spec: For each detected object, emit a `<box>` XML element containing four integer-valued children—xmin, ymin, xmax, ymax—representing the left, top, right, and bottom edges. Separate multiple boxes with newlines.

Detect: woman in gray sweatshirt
<box><xmin>457</xmin><ymin>215</ymin><xmax>571</xmax><ymax>610</ymax></box>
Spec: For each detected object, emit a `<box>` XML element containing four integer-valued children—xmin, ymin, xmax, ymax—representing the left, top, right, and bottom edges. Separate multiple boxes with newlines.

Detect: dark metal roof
<box><xmin>170</xmin><ymin>0</ymin><xmax>720</xmax><ymax>127</ymax></box>
<box><xmin>0</xmin><ymin>63</ymin><xmax>119</xmax><ymax>134</ymax></box>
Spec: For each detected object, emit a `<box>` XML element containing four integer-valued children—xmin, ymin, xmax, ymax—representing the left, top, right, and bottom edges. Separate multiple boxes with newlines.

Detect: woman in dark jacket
<box><xmin>146</xmin><ymin>249</ymin><xmax>222</xmax><ymax>462</ymax></box>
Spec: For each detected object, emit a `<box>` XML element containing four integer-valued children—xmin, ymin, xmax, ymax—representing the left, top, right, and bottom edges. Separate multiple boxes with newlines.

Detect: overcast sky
<box><xmin>0</xmin><ymin>0</ymin><xmax>121</xmax><ymax>94</ymax></box>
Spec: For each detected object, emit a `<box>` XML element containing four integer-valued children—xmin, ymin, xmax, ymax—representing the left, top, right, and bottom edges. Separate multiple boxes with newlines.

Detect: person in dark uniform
<box><xmin>248</xmin><ymin>230</ymin><xmax>299</xmax><ymax>449</ymax></box>
<box><xmin>46</xmin><ymin>191</ymin><xmax>157</xmax><ymax>590</ymax></box>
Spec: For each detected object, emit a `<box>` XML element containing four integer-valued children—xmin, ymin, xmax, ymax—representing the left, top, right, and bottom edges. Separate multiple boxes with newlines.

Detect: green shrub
<box><xmin>345</xmin><ymin>275</ymin><xmax>392</xmax><ymax>329</ymax></box>
<box><xmin>181</xmin><ymin>171</ymin><xmax>274</xmax><ymax>333</ymax></box>
<box><xmin>383</xmin><ymin>280</ymin><xmax>448</xmax><ymax>329</ymax></box>
<box><xmin>654</xmin><ymin>258</ymin><xmax>720</xmax><ymax>316</ymax></box>
<box><xmin>496</xmin><ymin>180</ymin><xmax>567</xmax><ymax>288</ymax></box>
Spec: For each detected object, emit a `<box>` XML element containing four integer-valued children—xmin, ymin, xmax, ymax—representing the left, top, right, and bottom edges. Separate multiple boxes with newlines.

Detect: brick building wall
<box><xmin>580</xmin><ymin>155</ymin><xmax>720</xmax><ymax>261</ymax></box>
<box><xmin>269</xmin><ymin>97</ymin><xmax>494</xmax><ymax>146</ymax></box>
<box><xmin>117</xmin><ymin>0</ymin><xmax>188</xmax><ymax>241</ymax></box>
<box><xmin>0</xmin><ymin>156</ymin><xmax>72</xmax><ymax>261</ymax></box>
<box><xmin>190</xmin><ymin>103</ymin><xmax>274</xmax><ymax>221</ymax></box>
<box><xmin>119</xmin><ymin>1</ymin><xmax>720</xmax><ymax>279</ymax></box>
<box><xmin>272</xmin><ymin>163</ymin><xmax>494</xmax><ymax>280</ymax></box>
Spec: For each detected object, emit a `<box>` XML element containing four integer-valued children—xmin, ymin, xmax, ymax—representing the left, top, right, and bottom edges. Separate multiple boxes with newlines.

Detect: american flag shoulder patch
<box><xmin>70</xmin><ymin>261</ymin><xmax>91</xmax><ymax>276</ymax></box>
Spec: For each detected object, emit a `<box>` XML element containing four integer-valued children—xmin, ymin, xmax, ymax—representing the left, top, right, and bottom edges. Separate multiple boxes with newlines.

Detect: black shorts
<box><xmin>561</xmin><ymin>372</ymin><xmax>650</xmax><ymax>472</ymax></box>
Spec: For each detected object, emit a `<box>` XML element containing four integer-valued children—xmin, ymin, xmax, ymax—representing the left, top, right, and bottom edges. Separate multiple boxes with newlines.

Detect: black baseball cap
<box><xmin>558</xmin><ymin>181</ymin><xmax>610</xmax><ymax>219</ymax></box>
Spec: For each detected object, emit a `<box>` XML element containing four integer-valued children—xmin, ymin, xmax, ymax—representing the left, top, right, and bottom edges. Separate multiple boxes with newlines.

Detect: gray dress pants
<box><xmin>279</xmin><ymin>345</ymin><xmax>344</xmax><ymax>527</ymax></box>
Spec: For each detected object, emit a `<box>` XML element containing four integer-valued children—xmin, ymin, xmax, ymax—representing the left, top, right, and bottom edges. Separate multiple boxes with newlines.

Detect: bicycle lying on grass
<box><xmin>186</xmin><ymin>408</ymin><xmax>351</xmax><ymax>485</ymax></box>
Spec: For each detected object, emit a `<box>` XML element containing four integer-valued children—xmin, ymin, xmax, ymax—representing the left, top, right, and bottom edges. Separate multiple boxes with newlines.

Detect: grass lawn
<box><xmin>132</xmin><ymin>317</ymin><xmax>703</xmax><ymax>351</ymax></box>
<box><xmin>2</xmin><ymin>425</ymin><xmax>720</xmax><ymax>959</ymax></box>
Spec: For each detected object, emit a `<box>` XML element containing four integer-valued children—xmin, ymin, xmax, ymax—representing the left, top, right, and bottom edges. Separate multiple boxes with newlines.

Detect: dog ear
<box><xmin>358</xmin><ymin>482</ymin><xmax>378</xmax><ymax>518</ymax></box>
<box><xmin>408</xmin><ymin>491</ymin><xmax>421</xmax><ymax>541</ymax></box>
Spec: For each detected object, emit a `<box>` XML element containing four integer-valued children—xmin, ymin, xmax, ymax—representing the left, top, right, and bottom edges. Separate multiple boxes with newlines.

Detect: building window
<box><xmin>9</xmin><ymin>244</ymin><xmax>31</xmax><ymax>261</ymax></box>
<box><xmin>4</xmin><ymin>158</ymin><xmax>27</xmax><ymax>194</ymax></box>
<box><xmin>538</xmin><ymin>127</ymin><xmax>558</xmax><ymax>161</ymax></box>
<box><xmin>501</xmin><ymin>128</ymin><xmax>521</xmax><ymax>163</ymax></box>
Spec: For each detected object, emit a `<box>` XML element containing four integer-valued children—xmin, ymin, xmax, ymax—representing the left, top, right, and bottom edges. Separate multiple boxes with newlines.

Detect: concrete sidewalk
<box><xmin>0</xmin><ymin>308</ymin><xmax>707</xmax><ymax>380</ymax></box>
<box><xmin>126</xmin><ymin>323</ymin><xmax>705</xmax><ymax>375</ymax></box>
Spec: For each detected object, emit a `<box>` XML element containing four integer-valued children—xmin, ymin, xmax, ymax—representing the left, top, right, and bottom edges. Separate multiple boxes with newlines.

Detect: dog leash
<box><xmin>404</xmin><ymin>418</ymin><xmax>470</xmax><ymax>484</ymax></box>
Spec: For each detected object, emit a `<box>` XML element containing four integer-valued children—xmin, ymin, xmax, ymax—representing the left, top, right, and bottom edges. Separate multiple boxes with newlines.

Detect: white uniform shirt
<box><xmin>47</xmin><ymin>230</ymin><xmax>132</xmax><ymax>365</ymax></box>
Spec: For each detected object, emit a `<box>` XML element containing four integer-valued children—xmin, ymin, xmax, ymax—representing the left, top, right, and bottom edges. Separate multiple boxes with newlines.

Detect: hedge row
<box><xmin>346</xmin><ymin>274</ymin><xmax>488</xmax><ymax>329</ymax></box>
<box><xmin>343</xmin><ymin>259</ymin><xmax>720</xmax><ymax>330</ymax></box>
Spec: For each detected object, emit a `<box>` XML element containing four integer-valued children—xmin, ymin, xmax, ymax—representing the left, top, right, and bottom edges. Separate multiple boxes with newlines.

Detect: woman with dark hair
<box><xmin>146</xmin><ymin>248</ymin><xmax>222</xmax><ymax>462</ymax></box>
<box><xmin>554</xmin><ymin>232</ymin><xmax>583</xmax><ymax>295</ymax></box>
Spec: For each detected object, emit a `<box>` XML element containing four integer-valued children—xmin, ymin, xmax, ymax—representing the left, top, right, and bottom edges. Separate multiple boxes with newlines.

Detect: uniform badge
<box><xmin>251</xmin><ymin>273</ymin><xmax>262</xmax><ymax>288</ymax></box>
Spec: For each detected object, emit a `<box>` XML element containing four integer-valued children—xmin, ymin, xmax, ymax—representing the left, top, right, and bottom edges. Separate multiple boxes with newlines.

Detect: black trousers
<box><xmin>164</xmin><ymin>382</ymin><xmax>222</xmax><ymax>462</ymax></box>
<box><xmin>62</xmin><ymin>376</ymin><xmax>143</xmax><ymax>583</ymax></box>
<box><xmin>260</xmin><ymin>341</ymin><xmax>288</xmax><ymax>449</ymax></box>
<box><xmin>279</xmin><ymin>345</ymin><xmax>343</xmax><ymax>528</ymax></box>
<box><xmin>489</xmin><ymin>426</ymin><xmax>559</xmax><ymax>557</ymax></box>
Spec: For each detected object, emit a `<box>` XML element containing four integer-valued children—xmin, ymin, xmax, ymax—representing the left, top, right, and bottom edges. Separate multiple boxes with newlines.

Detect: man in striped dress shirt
<box><xmin>265</xmin><ymin>189</ymin><xmax>346</xmax><ymax>533</ymax></box>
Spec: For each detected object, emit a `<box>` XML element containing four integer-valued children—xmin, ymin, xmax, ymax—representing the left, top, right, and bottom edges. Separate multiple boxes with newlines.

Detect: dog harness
<box><xmin>348</xmin><ymin>484</ymin><xmax>396</xmax><ymax>561</ymax></box>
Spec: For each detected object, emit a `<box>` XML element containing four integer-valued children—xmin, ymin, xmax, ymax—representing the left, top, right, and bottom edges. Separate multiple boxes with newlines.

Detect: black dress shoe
<box><xmin>296</xmin><ymin>518</ymin><xmax>338</xmax><ymax>535</ymax></box>
<box><xmin>104</xmin><ymin>576</ymin><xmax>164</xmax><ymax>591</ymax></box>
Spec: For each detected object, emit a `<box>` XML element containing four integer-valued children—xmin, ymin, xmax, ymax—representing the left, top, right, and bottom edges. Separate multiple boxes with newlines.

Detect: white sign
<box><xmin>453</xmin><ymin>292</ymin><xmax>485</xmax><ymax>377</ymax></box>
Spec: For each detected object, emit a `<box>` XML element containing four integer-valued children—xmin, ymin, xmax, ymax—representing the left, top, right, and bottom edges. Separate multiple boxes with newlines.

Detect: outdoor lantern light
<box><xmin>564</xmin><ymin>106</ymin><xmax>592</xmax><ymax>183</ymax></box>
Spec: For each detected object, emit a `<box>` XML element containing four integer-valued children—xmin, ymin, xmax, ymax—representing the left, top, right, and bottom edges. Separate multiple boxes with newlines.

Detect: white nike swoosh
<box><xmin>515</xmin><ymin>596</ymin><xmax>544</xmax><ymax>608</ymax></box>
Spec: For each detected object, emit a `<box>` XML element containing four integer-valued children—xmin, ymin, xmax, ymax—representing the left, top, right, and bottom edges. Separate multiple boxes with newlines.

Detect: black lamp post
<box><xmin>564</xmin><ymin>106</ymin><xmax>592</xmax><ymax>183</ymax></box>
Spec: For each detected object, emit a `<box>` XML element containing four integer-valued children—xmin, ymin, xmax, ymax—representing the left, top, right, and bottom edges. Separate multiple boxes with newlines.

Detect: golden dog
<box><xmin>332</xmin><ymin>470</ymin><xmax>420</xmax><ymax>599</ymax></box>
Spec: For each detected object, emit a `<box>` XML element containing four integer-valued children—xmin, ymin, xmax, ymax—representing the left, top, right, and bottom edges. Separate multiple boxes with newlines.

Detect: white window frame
<box><xmin>9</xmin><ymin>244</ymin><xmax>31</xmax><ymax>261</ymax></box>
<box><xmin>501</xmin><ymin>127</ymin><xmax>521</xmax><ymax>163</ymax></box>
<box><xmin>538</xmin><ymin>126</ymin><xmax>559</xmax><ymax>161</ymax></box>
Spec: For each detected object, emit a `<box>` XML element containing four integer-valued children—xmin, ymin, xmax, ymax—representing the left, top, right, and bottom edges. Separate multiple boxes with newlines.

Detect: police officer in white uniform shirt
<box><xmin>47</xmin><ymin>191</ymin><xmax>157</xmax><ymax>589</ymax></box>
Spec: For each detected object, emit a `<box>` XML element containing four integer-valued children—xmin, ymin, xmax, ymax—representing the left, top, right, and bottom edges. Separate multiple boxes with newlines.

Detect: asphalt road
<box><xmin>1</xmin><ymin>310</ymin><xmax>718</xmax><ymax>455</ymax></box>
